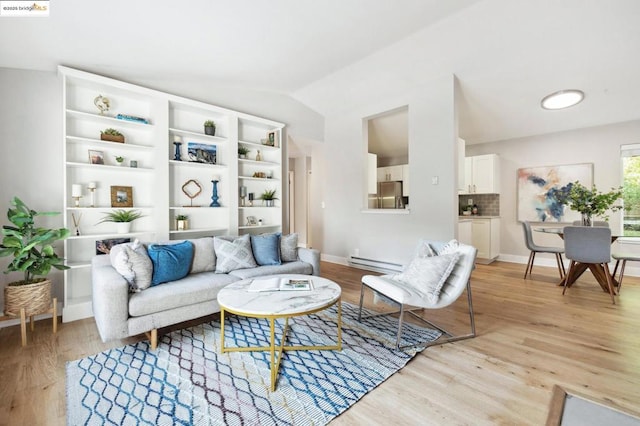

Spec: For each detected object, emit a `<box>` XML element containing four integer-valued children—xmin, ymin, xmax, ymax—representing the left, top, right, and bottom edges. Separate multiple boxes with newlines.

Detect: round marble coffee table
<box><xmin>217</xmin><ymin>274</ymin><xmax>342</xmax><ymax>391</ymax></box>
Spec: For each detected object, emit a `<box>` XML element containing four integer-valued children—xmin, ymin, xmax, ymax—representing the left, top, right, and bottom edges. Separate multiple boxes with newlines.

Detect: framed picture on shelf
<box><xmin>110</xmin><ymin>185</ymin><xmax>133</xmax><ymax>207</ymax></box>
<box><xmin>88</xmin><ymin>149</ymin><xmax>105</xmax><ymax>165</ymax></box>
<box><xmin>95</xmin><ymin>238</ymin><xmax>131</xmax><ymax>255</ymax></box>
<box><xmin>187</xmin><ymin>142</ymin><xmax>216</xmax><ymax>164</ymax></box>
<box><xmin>266</xmin><ymin>130</ymin><xmax>277</xmax><ymax>147</ymax></box>
<box><xmin>246</xmin><ymin>216</ymin><xmax>258</xmax><ymax>226</ymax></box>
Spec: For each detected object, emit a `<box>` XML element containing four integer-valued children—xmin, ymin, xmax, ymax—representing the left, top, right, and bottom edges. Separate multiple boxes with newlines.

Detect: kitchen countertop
<box><xmin>458</xmin><ymin>215</ymin><xmax>501</xmax><ymax>219</ymax></box>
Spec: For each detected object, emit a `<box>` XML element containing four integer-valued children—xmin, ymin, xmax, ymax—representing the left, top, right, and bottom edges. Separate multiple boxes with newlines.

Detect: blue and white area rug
<box><xmin>66</xmin><ymin>302</ymin><xmax>440</xmax><ymax>425</ymax></box>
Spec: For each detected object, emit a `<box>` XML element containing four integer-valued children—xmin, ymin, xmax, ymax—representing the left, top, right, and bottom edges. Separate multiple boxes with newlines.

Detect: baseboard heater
<box><xmin>348</xmin><ymin>256</ymin><xmax>404</xmax><ymax>274</ymax></box>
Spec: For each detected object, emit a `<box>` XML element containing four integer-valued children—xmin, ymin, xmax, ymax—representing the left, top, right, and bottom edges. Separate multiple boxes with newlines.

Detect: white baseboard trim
<box><xmin>321</xmin><ymin>253</ymin><xmax>349</xmax><ymax>266</ymax></box>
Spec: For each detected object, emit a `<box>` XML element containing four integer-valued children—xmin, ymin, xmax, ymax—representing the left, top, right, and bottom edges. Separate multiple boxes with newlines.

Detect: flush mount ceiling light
<box><xmin>541</xmin><ymin>89</ymin><xmax>585</xmax><ymax>110</ymax></box>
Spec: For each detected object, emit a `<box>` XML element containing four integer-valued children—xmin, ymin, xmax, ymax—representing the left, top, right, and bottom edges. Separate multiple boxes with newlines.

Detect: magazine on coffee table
<box><xmin>248</xmin><ymin>277</ymin><xmax>313</xmax><ymax>292</ymax></box>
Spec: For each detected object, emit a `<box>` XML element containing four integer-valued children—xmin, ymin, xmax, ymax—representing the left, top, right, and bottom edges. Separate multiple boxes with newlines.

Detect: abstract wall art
<box><xmin>517</xmin><ymin>163</ymin><xmax>593</xmax><ymax>222</ymax></box>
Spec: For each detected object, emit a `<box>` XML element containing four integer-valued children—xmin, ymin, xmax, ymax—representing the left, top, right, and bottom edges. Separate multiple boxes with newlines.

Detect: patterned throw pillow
<box><xmin>214</xmin><ymin>234</ymin><xmax>258</xmax><ymax>273</ymax></box>
<box><xmin>147</xmin><ymin>240</ymin><xmax>194</xmax><ymax>286</ymax></box>
<box><xmin>109</xmin><ymin>239</ymin><xmax>153</xmax><ymax>292</ymax></box>
<box><xmin>395</xmin><ymin>252</ymin><xmax>460</xmax><ymax>303</ymax></box>
<box><xmin>280</xmin><ymin>233</ymin><xmax>299</xmax><ymax>262</ymax></box>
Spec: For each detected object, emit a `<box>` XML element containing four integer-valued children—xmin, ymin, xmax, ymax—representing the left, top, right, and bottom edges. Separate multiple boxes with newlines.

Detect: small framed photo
<box><xmin>266</xmin><ymin>130</ymin><xmax>277</xmax><ymax>147</ymax></box>
<box><xmin>187</xmin><ymin>142</ymin><xmax>217</xmax><ymax>164</ymax></box>
<box><xmin>246</xmin><ymin>216</ymin><xmax>258</xmax><ymax>226</ymax></box>
<box><xmin>95</xmin><ymin>238</ymin><xmax>131</xmax><ymax>255</ymax></box>
<box><xmin>110</xmin><ymin>185</ymin><xmax>133</xmax><ymax>207</ymax></box>
<box><xmin>89</xmin><ymin>149</ymin><xmax>105</xmax><ymax>165</ymax></box>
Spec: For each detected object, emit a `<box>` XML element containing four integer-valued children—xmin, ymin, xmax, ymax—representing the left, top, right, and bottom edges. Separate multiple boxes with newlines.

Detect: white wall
<box><xmin>0</xmin><ymin>68</ymin><xmax>65</xmax><ymax>309</ymax></box>
<box><xmin>466</xmin><ymin>119</ymin><xmax>640</xmax><ymax>263</ymax></box>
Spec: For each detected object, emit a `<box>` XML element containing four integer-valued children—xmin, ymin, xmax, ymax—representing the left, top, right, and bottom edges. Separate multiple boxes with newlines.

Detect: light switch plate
<box><xmin>431</xmin><ymin>176</ymin><xmax>439</xmax><ymax>185</ymax></box>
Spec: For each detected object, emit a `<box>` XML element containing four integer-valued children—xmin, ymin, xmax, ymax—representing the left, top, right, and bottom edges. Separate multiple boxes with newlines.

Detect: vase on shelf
<box><xmin>116</xmin><ymin>222</ymin><xmax>132</xmax><ymax>234</ymax></box>
<box><xmin>581</xmin><ymin>213</ymin><xmax>593</xmax><ymax>227</ymax></box>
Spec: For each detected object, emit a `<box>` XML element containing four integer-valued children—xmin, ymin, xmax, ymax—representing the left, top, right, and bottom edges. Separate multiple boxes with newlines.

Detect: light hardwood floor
<box><xmin>1</xmin><ymin>260</ymin><xmax>639</xmax><ymax>425</ymax></box>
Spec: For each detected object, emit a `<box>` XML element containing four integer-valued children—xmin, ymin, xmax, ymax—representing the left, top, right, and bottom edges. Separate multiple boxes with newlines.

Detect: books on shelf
<box><xmin>248</xmin><ymin>277</ymin><xmax>313</xmax><ymax>292</ymax></box>
<box><xmin>116</xmin><ymin>113</ymin><xmax>150</xmax><ymax>124</ymax></box>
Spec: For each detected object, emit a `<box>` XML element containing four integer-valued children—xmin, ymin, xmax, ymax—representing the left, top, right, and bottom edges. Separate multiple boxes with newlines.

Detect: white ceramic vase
<box><xmin>116</xmin><ymin>222</ymin><xmax>132</xmax><ymax>234</ymax></box>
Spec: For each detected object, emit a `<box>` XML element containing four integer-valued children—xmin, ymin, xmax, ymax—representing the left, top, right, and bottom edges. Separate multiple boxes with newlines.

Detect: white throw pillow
<box><xmin>110</xmin><ymin>239</ymin><xmax>153</xmax><ymax>292</ymax></box>
<box><xmin>436</xmin><ymin>239</ymin><xmax>459</xmax><ymax>255</ymax></box>
<box><xmin>395</xmin><ymin>252</ymin><xmax>460</xmax><ymax>303</ymax></box>
<box><xmin>214</xmin><ymin>235</ymin><xmax>258</xmax><ymax>273</ymax></box>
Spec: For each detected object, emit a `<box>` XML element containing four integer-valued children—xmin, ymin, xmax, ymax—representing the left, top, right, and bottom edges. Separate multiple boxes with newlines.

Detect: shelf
<box><xmin>169</xmin><ymin>206</ymin><xmax>228</xmax><ymax>210</ymax></box>
<box><xmin>169</xmin><ymin>227</ymin><xmax>228</xmax><ymax>235</ymax></box>
<box><xmin>66</xmin><ymin>162</ymin><xmax>154</xmax><ymax>171</ymax></box>
<box><xmin>65</xmin><ymin>261</ymin><xmax>92</xmax><ymax>269</ymax></box>
<box><xmin>239</xmin><ymin>206</ymin><xmax>281</xmax><ymax>209</ymax></box>
<box><xmin>169</xmin><ymin>160</ymin><xmax>227</xmax><ymax>170</ymax></box>
<box><xmin>238</xmin><ymin>159</ymin><xmax>279</xmax><ymax>167</ymax></box>
<box><xmin>238</xmin><ymin>176</ymin><xmax>280</xmax><ymax>182</ymax></box>
<box><xmin>66</xmin><ymin>231</ymin><xmax>155</xmax><ymax>240</ymax></box>
<box><xmin>66</xmin><ymin>206</ymin><xmax>154</xmax><ymax>211</ymax></box>
<box><xmin>66</xmin><ymin>109</ymin><xmax>154</xmax><ymax>129</ymax></box>
<box><xmin>66</xmin><ymin>135</ymin><xmax>153</xmax><ymax>150</ymax></box>
<box><xmin>169</xmin><ymin>127</ymin><xmax>228</xmax><ymax>144</ymax></box>
<box><xmin>239</xmin><ymin>139</ymin><xmax>280</xmax><ymax>150</ymax></box>
<box><xmin>238</xmin><ymin>224</ymin><xmax>280</xmax><ymax>230</ymax></box>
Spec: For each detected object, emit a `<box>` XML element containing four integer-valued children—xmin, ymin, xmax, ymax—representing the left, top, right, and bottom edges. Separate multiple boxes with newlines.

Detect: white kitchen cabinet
<box><xmin>470</xmin><ymin>218</ymin><xmax>500</xmax><ymax>262</ymax></box>
<box><xmin>377</xmin><ymin>165</ymin><xmax>403</xmax><ymax>182</ymax></box>
<box><xmin>461</xmin><ymin>154</ymin><xmax>500</xmax><ymax>194</ymax></box>
<box><xmin>457</xmin><ymin>220</ymin><xmax>472</xmax><ymax>246</ymax></box>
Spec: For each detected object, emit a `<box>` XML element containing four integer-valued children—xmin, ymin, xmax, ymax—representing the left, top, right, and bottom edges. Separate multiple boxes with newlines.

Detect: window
<box><xmin>621</xmin><ymin>144</ymin><xmax>640</xmax><ymax>236</ymax></box>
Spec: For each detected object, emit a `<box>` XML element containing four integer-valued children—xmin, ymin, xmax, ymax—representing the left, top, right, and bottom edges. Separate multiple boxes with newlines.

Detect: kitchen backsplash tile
<box><xmin>459</xmin><ymin>194</ymin><xmax>500</xmax><ymax>216</ymax></box>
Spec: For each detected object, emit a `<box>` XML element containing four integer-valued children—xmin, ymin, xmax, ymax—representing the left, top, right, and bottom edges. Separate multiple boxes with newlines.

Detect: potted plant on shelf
<box><xmin>0</xmin><ymin>197</ymin><xmax>70</xmax><ymax>318</ymax></box>
<box><xmin>238</xmin><ymin>145</ymin><xmax>250</xmax><ymax>159</ymax></box>
<box><xmin>100</xmin><ymin>128</ymin><xmax>125</xmax><ymax>143</ymax></box>
<box><xmin>260</xmin><ymin>189</ymin><xmax>278</xmax><ymax>207</ymax></box>
<box><xmin>203</xmin><ymin>120</ymin><xmax>216</xmax><ymax>136</ymax></box>
<box><xmin>561</xmin><ymin>181</ymin><xmax>623</xmax><ymax>226</ymax></box>
<box><xmin>176</xmin><ymin>214</ymin><xmax>188</xmax><ymax>231</ymax></box>
<box><xmin>96</xmin><ymin>209</ymin><xmax>144</xmax><ymax>234</ymax></box>
<box><xmin>115</xmin><ymin>155</ymin><xmax>125</xmax><ymax>166</ymax></box>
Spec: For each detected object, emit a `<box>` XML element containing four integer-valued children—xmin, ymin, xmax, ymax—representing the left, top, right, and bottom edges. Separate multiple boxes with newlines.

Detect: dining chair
<box><xmin>562</xmin><ymin>226</ymin><xmax>616</xmax><ymax>304</ymax></box>
<box><xmin>611</xmin><ymin>251</ymin><xmax>640</xmax><ymax>293</ymax></box>
<box><xmin>522</xmin><ymin>221</ymin><xmax>565</xmax><ymax>279</ymax></box>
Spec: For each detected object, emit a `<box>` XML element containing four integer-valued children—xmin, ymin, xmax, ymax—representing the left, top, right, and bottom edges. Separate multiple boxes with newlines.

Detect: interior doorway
<box><xmin>288</xmin><ymin>156</ymin><xmax>312</xmax><ymax>248</ymax></box>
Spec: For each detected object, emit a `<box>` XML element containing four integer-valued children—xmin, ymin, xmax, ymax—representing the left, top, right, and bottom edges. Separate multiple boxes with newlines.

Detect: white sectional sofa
<box><xmin>91</xmin><ymin>234</ymin><xmax>320</xmax><ymax>348</ymax></box>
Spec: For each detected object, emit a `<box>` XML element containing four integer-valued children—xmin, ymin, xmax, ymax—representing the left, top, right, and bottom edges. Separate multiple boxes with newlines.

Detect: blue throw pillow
<box><xmin>147</xmin><ymin>241</ymin><xmax>194</xmax><ymax>285</ymax></box>
<box><xmin>251</xmin><ymin>233</ymin><xmax>282</xmax><ymax>266</ymax></box>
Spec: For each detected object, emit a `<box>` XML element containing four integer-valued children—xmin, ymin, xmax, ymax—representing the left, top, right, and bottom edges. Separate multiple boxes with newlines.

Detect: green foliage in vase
<box><xmin>0</xmin><ymin>197</ymin><xmax>70</xmax><ymax>285</ymax></box>
<box><xmin>260</xmin><ymin>189</ymin><xmax>278</xmax><ymax>200</ymax></box>
<box><xmin>115</xmin><ymin>156</ymin><xmax>124</xmax><ymax>163</ymax></box>
<box><xmin>562</xmin><ymin>181</ymin><xmax>623</xmax><ymax>220</ymax></box>
<box><xmin>176</xmin><ymin>214</ymin><xmax>188</xmax><ymax>220</ymax></box>
<box><xmin>238</xmin><ymin>146</ymin><xmax>250</xmax><ymax>155</ymax></box>
<box><xmin>203</xmin><ymin>120</ymin><xmax>215</xmax><ymax>127</ymax></box>
<box><xmin>97</xmin><ymin>209</ymin><xmax>144</xmax><ymax>223</ymax></box>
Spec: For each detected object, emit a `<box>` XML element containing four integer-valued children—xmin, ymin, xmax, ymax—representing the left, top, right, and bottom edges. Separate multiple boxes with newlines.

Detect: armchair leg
<box><xmin>145</xmin><ymin>329</ymin><xmax>158</xmax><ymax>350</ymax></box>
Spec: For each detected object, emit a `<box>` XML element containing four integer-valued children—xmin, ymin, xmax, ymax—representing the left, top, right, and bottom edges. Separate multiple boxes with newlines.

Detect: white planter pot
<box><xmin>116</xmin><ymin>222</ymin><xmax>132</xmax><ymax>234</ymax></box>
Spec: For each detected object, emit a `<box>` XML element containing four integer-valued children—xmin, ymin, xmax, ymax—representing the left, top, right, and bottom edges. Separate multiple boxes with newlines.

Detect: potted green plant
<box><xmin>176</xmin><ymin>214</ymin><xmax>188</xmax><ymax>231</ymax></box>
<box><xmin>115</xmin><ymin>155</ymin><xmax>125</xmax><ymax>166</ymax></box>
<box><xmin>0</xmin><ymin>197</ymin><xmax>70</xmax><ymax>318</ymax></box>
<box><xmin>97</xmin><ymin>209</ymin><xmax>144</xmax><ymax>234</ymax></box>
<box><xmin>260</xmin><ymin>189</ymin><xmax>278</xmax><ymax>207</ymax></box>
<box><xmin>203</xmin><ymin>120</ymin><xmax>216</xmax><ymax>136</ymax></box>
<box><xmin>100</xmin><ymin>128</ymin><xmax>125</xmax><ymax>143</ymax></box>
<box><xmin>563</xmin><ymin>181</ymin><xmax>623</xmax><ymax>226</ymax></box>
<box><xmin>238</xmin><ymin>145</ymin><xmax>250</xmax><ymax>159</ymax></box>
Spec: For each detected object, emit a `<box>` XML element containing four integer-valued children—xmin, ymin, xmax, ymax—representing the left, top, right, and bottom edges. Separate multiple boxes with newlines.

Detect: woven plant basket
<box><xmin>4</xmin><ymin>279</ymin><xmax>51</xmax><ymax>317</ymax></box>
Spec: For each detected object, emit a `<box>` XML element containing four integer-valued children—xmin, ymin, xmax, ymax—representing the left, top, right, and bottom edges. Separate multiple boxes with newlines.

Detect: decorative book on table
<box><xmin>248</xmin><ymin>277</ymin><xmax>313</xmax><ymax>292</ymax></box>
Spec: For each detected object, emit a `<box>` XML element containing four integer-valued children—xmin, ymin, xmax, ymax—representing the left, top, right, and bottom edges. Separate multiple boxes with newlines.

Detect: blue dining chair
<box><xmin>562</xmin><ymin>226</ymin><xmax>616</xmax><ymax>304</ymax></box>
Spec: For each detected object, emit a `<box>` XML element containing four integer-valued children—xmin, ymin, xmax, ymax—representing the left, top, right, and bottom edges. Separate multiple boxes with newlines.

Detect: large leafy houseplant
<box><xmin>562</xmin><ymin>181</ymin><xmax>623</xmax><ymax>223</ymax></box>
<box><xmin>0</xmin><ymin>197</ymin><xmax>70</xmax><ymax>285</ymax></box>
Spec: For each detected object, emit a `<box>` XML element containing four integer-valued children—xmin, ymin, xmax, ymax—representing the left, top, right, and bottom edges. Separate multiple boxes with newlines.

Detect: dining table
<box><xmin>534</xmin><ymin>226</ymin><xmax>622</xmax><ymax>293</ymax></box>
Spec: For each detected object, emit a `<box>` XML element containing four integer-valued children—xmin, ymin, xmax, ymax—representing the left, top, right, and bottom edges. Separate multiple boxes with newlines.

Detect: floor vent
<box><xmin>348</xmin><ymin>256</ymin><xmax>404</xmax><ymax>274</ymax></box>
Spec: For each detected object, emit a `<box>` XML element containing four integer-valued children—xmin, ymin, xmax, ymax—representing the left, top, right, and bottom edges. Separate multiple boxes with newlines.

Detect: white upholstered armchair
<box><xmin>358</xmin><ymin>240</ymin><xmax>477</xmax><ymax>349</ymax></box>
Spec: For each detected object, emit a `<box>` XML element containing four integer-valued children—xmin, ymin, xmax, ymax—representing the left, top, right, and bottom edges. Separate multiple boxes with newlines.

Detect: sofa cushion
<box><xmin>147</xmin><ymin>240</ymin><xmax>194</xmax><ymax>285</ymax></box>
<box><xmin>251</xmin><ymin>233</ymin><xmax>282</xmax><ymax>266</ymax></box>
<box><xmin>214</xmin><ymin>234</ymin><xmax>258</xmax><ymax>273</ymax></box>
<box><xmin>109</xmin><ymin>239</ymin><xmax>153</xmax><ymax>292</ymax></box>
<box><xmin>280</xmin><ymin>233</ymin><xmax>298</xmax><ymax>262</ymax></box>
<box><xmin>228</xmin><ymin>260</ymin><xmax>313</xmax><ymax>279</ymax></box>
<box><xmin>190</xmin><ymin>237</ymin><xmax>216</xmax><ymax>273</ymax></box>
<box><xmin>129</xmin><ymin>272</ymin><xmax>238</xmax><ymax>317</ymax></box>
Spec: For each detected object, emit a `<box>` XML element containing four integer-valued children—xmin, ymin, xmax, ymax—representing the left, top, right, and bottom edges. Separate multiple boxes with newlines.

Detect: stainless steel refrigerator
<box><xmin>376</xmin><ymin>181</ymin><xmax>403</xmax><ymax>209</ymax></box>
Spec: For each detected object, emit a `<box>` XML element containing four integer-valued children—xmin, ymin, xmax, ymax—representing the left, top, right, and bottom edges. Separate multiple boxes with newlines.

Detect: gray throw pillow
<box><xmin>190</xmin><ymin>237</ymin><xmax>216</xmax><ymax>273</ymax></box>
<box><xmin>110</xmin><ymin>239</ymin><xmax>153</xmax><ymax>292</ymax></box>
<box><xmin>280</xmin><ymin>233</ymin><xmax>298</xmax><ymax>262</ymax></box>
<box><xmin>214</xmin><ymin>234</ymin><xmax>258</xmax><ymax>273</ymax></box>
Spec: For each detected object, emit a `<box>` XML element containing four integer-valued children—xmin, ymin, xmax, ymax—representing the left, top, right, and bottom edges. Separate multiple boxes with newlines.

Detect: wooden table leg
<box><xmin>20</xmin><ymin>308</ymin><xmax>27</xmax><ymax>347</ymax></box>
<box><xmin>588</xmin><ymin>264</ymin><xmax>619</xmax><ymax>294</ymax></box>
<box><xmin>52</xmin><ymin>297</ymin><xmax>57</xmax><ymax>334</ymax></box>
<box><xmin>562</xmin><ymin>262</ymin><xmax>589</xmax><ymax>287</ymax></box>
